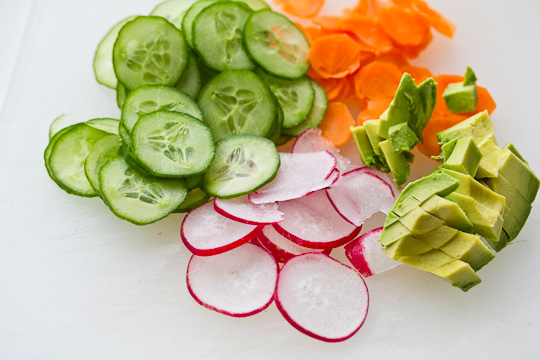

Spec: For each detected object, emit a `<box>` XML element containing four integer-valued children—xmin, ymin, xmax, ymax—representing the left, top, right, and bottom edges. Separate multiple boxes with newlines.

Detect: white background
<box><xmin>1</xmin><ymin>0</ymin><xmax>539</xmax><ymax>359</ymax></box>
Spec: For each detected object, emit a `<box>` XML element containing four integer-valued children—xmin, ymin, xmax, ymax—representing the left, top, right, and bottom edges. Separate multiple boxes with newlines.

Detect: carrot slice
<box><xmin>401</xmin><ymin>65</ymin><xmax>433</xmax><ymax>84</ymax></box>
<box><xmin>378</xmin><ymin>7</ymin><xmax>430</xmax><ymax>46</ymax></box>
<box><xmin>273</xmin><ymin>0</ymin><xmax>325</xmax><ymax>19</ymax></box>
<box><xmin>315</xmin><ymin>77</ymin><xmax>350</xmax><ymax>101</ymax></box>
<box><xmin>417</xmin><ymin>113</ymin><xmax>467</xmax><ymax>157</ymax></box>
<box><xmin>433</xmin><ymin>75</ymin><xmax>465</xmax><ymax>115</ymax></box>
<box><xmin>353</xmin><ymin>61</ymin><xmax>403</xmax><ymax>100</ymax></box>
<box><xmin>352</xmin><ymin>0</ymin><xmax>390</xmax><ymax>18</ymax></box>
<box><xmin>413</xmin><ymin>0</ymin><xmax>456</xmax><ymax>38</ymax></box>
<box><xmin>357</xmin><ymin>97</ymin><xmax>393</xmax><ymax>125</ymax></box>
<box><xmin>339</xmin><ymin>16</ymin><xmax>394</xmax><ymax>54</ymax></box>
<box><xmin>394</xmin><ymin>29</ymin><xmax>433</xmax><ymax>59</ymax></box>
<box><xmin>319</xmin><ymin>102</ymin><xmax>357</xmax><ymax>146</ymax></box>
<box><xmin>309</xmin><ymin>34</ymin><xmax>362</xmax><ymax>79</ymax></box>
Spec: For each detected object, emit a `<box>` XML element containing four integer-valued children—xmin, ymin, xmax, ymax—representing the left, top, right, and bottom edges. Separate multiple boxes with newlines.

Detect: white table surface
<box><xmin>1</xmin><ymin>0</ymin><xmax>539</xmax><ymax>359</ymax></box>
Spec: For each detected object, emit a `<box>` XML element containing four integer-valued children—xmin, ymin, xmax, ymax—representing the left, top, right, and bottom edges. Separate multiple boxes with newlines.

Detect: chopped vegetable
<box><xmin>273</xmin><ymin>0</ymin><xmax>325</xmax><ymax>19</ymax></box>
<box><xmin>308</xmin><ymin>34</ymin><xmax>362</xmax><ymax>79</ymax></box>
<box><xmin>318</xmin><ymin>102</ymin><xmax>356</xmax><ymax>146</ymax></box>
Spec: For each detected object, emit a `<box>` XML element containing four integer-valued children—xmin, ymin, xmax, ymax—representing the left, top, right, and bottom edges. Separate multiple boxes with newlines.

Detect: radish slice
<box><xmin>310</xmin><ymin>169</ymin><xmax>340</xmax><ymax>193</ymax></box>
<box><xmin>326</xmin><ymin>168</ymin><xmax>396</xmax><ymax>227</ymax></box>
<box><xmin>275</xmin><ymin>253</ymin><xmax>369</xmax><ymax>342</ymax></box>
<box><xmin>214</xmin><ymin>196</ymin><xmax>284</xmax><ymax>225</ymax></box>
<box><xmin>249</xmin><ymin>151</ymin><xmax>337</xmax><ymax>205</ymax></box>
<box><xmin>181</xmin><ymin>200</ymin><xmax>262</xmax><ymax>256</ymax></box>
<box><xmin>292</xmin><ymin>128</ymin><xmax>354</xmax><ymax>172</ymax></box>
<box><xmin>257</xmin><ymin>226</ymin><xmax>330</xmax><ymax>263</ymax></box>
<box><xmin>344</xmin><ymin>228</ymin><xmax>400</xmax><ymax>277</ymax></box>
<box><xmin>273</xmin><ymin>190</ymin><xmax>361</xmax><ymax>249</ymax></box>
<box><xmin>187</xmin><ymin>242</ymin><xmax>278</xmax><ymax>317</ymax></box>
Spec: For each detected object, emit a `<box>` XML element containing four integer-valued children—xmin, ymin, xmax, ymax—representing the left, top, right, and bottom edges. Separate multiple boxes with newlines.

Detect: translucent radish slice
<box><xmin>249</xmin><ymin>151</ymin><xmax>337</xmax><ymax>205</ymax></box>
<box><xmin>275</xmin><ymin>253</ymin><xmax>369</xmax><ymax>342</ymax></box>
<box><xmin>326</xmin><ymin>168</ymin><xmax>396</xmax><ymax>227</ymax></box>
<box><xmin>310</xmin><ymin>169</ymin><xmax>340</xmax><ymax>193</ymax></box>
<box><xmin>181</xmin><ymin>200</ymin><xmax>262</xmax><ymax>256</ymax></box>
<box><xmin>187</xmin><ymin>242</ymin><xmax>278</xmax><ymax>317</ymax></box>
<box><xmin>256</xmin><ymin>226</ymin><xmax>330</xmax><ymax>263</ymax></box>
<box><xmin>273</xmin><ymin>190</ymin><xmax>361</xmax><ymax>249</ymax></box>
<box><xmin>214</xmin><ymin>195</ymin><xmax>284</xmax><ymax>225</ymax></box>
<box><xmin>344</xmin><ymin>228</ymin><xmax>400</xmax><ymax>277</ymax></box>
<box><xmin>292</xmin><ymin>128</ymin><xmax>354</xmax><ymax>172</ymax></box>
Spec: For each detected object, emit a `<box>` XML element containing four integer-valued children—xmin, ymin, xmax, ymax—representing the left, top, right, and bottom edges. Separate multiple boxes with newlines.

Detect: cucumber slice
<box><xmin>94</xmin><ymin>16</ymin><xmax>136</xmax><ymax>89</ymax></box>
<box><xmin>203</xmin><ymin>134</ymin><xmax>280</xmax><ymax>199</ymax></box>
<box><xmin>49</xmin><ymin>113</ymin><xmax>77</xmax><ymax>139</ymax></box>
<box><xmin>193</xmin><ymin>2</ymin><xmax>255</xmax><ymax>72</ymax></box>
<box><xmin>282</xmin><ymin>79</ymin><xmax>328</xmax><ymax>137</ymax></box>
<box><xmin>131</xmin><ymin>111</ymin><xmax>216</xmax><ymax>178</ymax></box>
<box><xmin>121</xmin><ymin>85</ymin><xmax>203</xmax><ymax>145</ymax></box>
<box><xmin>244</xmin><ymin>10</ymin><xmax>310</xmax><ymax>79</ymax></box>
<box><xmin>116</xmin><ymin>83</ymin><xmax>129</xmax><ymax>109</ymax></box>
<box><xmin>232</xmin><ymin>0</ymin><xmax>270</xmax><ymax>11</ymax></box>
<box><xmin>86</xmin><ymin>118</ymin><xmax>120</xmax><ymax>135</ymax></box>
<box><xmin>150</xmin><ymin>0</ymin><xmax>198</xmax><ymax>29</ymax></box>
<box><xmin>198</xmin><ymin>70</ymin><xmax>277</xmax><ymax>141</ymax></box>
<box><xmin>269</xmin><ymin>103</ymin><xmax>284</xmax><ymax>145</ymax></box>
<box><xmin>186</xmin><ymin>174</ymin><xmax>203</xmax><ymax>191</ymax></box>
<box><xmin>113</xmin><ymin>16</ymin><xmax>188</xmax><ymax>90</ymax></box>
<box><xmin>84</xmin><ymin>135</ymin><xmax>122</xmax><ymax>193</ymax></box>
<box><xmin>175</xmin><ymin>52</ymin><xmax>202</xmax><ymax>99</ymax></box>
<box><xmin>48</xmin><ymin>123</ymin><xmax>110</xmax><ymax>197</ymax></box>
<box><xmin>256</xmin><ymin>70</ymin><xmax>314</xmax><ymax>129</ymax></box>
<box><xmin>45</xmin><ymin>125</ymin><xmax>76</xmax><ymax>185</ymax></box>
<box><xmin>182</xmin><ymin>0</ymin><xmax>218</xmax><ymax>49</ymax></box>
<box><xmin>99</xmin><ymin>156</ymin><xmax>188</xmax><ymax>225</ymax></box>
<box><xmin>174</xmin><ymin>188</ymin><xmax>210</xmax><ymax>213</ymax></box>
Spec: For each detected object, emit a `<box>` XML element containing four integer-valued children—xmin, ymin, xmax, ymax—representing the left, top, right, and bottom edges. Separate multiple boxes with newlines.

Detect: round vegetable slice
<box><xmin>193</xmin><ymin>2</ymin><xmax>255</xmax><ymax>72</ymax></box>
<box><xmin>150</xmin><ymin>0</ymin><xmax>198</xmax><ymax>29</ymax></box>
<box><xmin>84</xmin><ymin>134</ymin><xmax>122</xmax><ymax>193</ymax></box>
<box><xmin>182</xmin><ymin>0</ymin><xmax>218</xmax><ymax>49</ymax></box>
<box><xmin>113</xmin><ymin>16</ymin><xmax>188</xmax><ymax>90</ymax></box>
<box><xmin>197</xmin><ymin>70</ymin><xmax>277</xmax><ymax>141</ymax></box>
<box><xmin>244</xmin><ymin>10</ymin><xmax>310</xmax><ymax>79</ymax></box>
<box><xmin>214</xmin><ymin>195</ymin><xmax>284</xmax><ymax>225</ymax></box>
<box><xmin>116</xmin><ymin>82</ymin><xmax>129</xmax><ymax>109</ymax></box>
<box><xmin>86</xmin><ymin>118</ymin><xmax>120</xmax><ymax>135</ymax></box>
<box><xmin>174</xmin><ymin>188</ymin><xmax>210</xmax><ymax>213</ymax></box>
<box><xmin>186</xmin><ymin>242</ymin><xmax>278</xmax><ymax>317</ymax></box>
<box><xmin>175</xmin><ymin>52</ymin><xmax>202</xmax><ymax>98</ymax></box>
<box><xmin>203</xmin><ymin>135</ymin><xmax>280</xmax><ymax>199</ymax></box>
<box><xmin>131</xmin><ymin>111</ymin><xmax>215</xmax><ymax>178</ymax></box>
<box><xmin>282</xmin><ymin>79</ymin><xmax>328</xmax><ymax>137</ymax></box>
<box><xmin>181</xmin><ymin>200</ymin><xmax>262</xmax><ymax>256</ymax></box>
<box><xmin>232</xmin><ymin>0</ymin><xmax>270</xmax><ymax>11</ymax></box>
<box><xmin>99</xmin><ymin>156</ymin><xmax>187</xmax><ymax>225</ymax></box>
<box><xmin>93</xmin><ymin>16</ymin><xmax>136</xmax><ymax>89</ymax></box>
<box><xmin>49</xmin><ymin>113</ymin><xmax>77</xmax><ymax>140</ymax></box>
<box><xmin>275</xmin><ymin>253</ymin><xmax>369</xmax><ymax>342</ymax></box>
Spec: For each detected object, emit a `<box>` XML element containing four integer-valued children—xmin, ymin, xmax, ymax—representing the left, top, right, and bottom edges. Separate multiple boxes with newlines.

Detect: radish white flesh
<box><xmin>187</xmin><ymin>243</ymin><xmax>278</xmax><ymax>317</ymax></box>
<box><xmin>273</xmin><ymin>190</ymin><xmax>361</xmax><ymax>249</ymax></box>
<box><xmin>292</xmin><ymin>128</ymin><xmax>354</xmax><ymax>172</ymax></box>
<box><xmin>344</xmin><ymin>228</ymin><xmax>400</xmax><ymax>277</ymax></box>
<box><xmin>249</xmin><ymin>151</ymin><xmax>337</xmax><ymax>205</ymax></box>
<box><xmin>257</xmin><ymin>226</ymin><xmax>330</xmax><ymax>263</ymax></box>
<box><xmin>181</xmin><ymin>200</ymin><xmax>262</xmax><ymax>256</ymax></box>
<box><xmin>326</xmin><ymin>168</ymin><xmax>396</xmax><ymax>227</ymax></box>
<box><xmin>275</xmin><ymin>253</ymin><xmax>369</xmax><ymax>342</ymax></box>
<box><xmin>214</xmin><ymin>195</ymin><xmax>284</xmax><ymax>225</ymax></box>
<box><xmin>310</xmin><ymin>169</ymin><xmax>340</xmax><ymax>193</ymax></box>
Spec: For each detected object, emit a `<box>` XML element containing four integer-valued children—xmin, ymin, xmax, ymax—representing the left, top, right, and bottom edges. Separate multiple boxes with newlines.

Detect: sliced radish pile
<box><xmin>275</xmin><ymin>253</ymin><xmax>369</xmax><ymax>342</ymax></box>
<box><xmin>273</xmin><ymin>190</ymin><xmax>361</xmax><ymax>249</ymax></box>
<box><xmin>257</xmin><ymin>226</ymin><xmax>330</xmax><ymax>263</ymax></box>
<box><xmin>214</xmin><ymin>195</ymin><xmax>284</xmax><ymax>225</ymax></box>
<box><xmin>249</xmin><ymin>151</ymin><xmax>337</xmax><ymax>204</ymax></box>
<box><xmin>344</xmin><ymin>228</ymin><xmax>400</xmax><ymax>277</ymax></box>
<box><xmin>292</xmin><ymin>128</ymin><xmax>355</xmax><ymax>172</ymax></box>
<box><xmin>187</xmin><ymin>243</ymin><xmax>278</xmax><ymax>317</ymax></box>
<box><xmin>181</xmin><ymin>200</ymin><xmax>262</xmax><ymax>256</ymax></box>
<box><xmin>326</xmin><ymin>168</ymin><xmax>396</xmax><ymax>227</ymax></box>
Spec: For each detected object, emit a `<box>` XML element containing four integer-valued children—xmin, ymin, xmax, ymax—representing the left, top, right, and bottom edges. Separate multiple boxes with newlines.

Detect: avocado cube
<box><xmin>364</xmin><ymin>120</ymin><xmax>385</xmax><ymax>156</ymax></box>
<box><xmin>501</xmin><ymin>205</ymin><xmax>530</xmax><ymax>241</ymax></box>
<box><xmin>443</xmin><ymin>82</ymin><xmax>478</xmax><ymax>113</ymax></box>
<box><xmin>389</xmin><ymin>123</ymin><xmax>419</xmax><ymax>153</ymax></box>
<box><xmin>384</xmin><ymin>235</ymin><xmax>433</xmax><ymax>258</ymax></box>
<box><xmin>420</xmin><ymin>195</ymin><xmax>474</xmax><ymax>233</ymax></box>
<box><xmin>437</xmin><ymin>111</ymin><xmax>495</xmax><ymax>146</ymax></box>
<box><xmin>443</xmin><ymin>137</ymin><xmax>482</xmax><ymax>177</ymax></box>
<box><xmin>497</xmin><ymin>148</ymin><xmax>539</xmax><ymax>202</ymax></box>
<box><xmin>439</xmin><ymin>232</ymin><xmax>494</xmax><ymax>271</ymax></box>
<box><xmin>476</xmin><ymin>134</ymin><xmax>505</xmax><ymax>178</ymax></box>
<box><xmin>379</xmin><ymin>139</ymin><xmax>410</xmax><ymax>186</ymax></box>
<box><xmin>391</xmin><ymin>197</ymin><xmax>422</xmax><ymax>218</ymax></box>
<box><xmin>398</xmin><ymin>249</ymin><xmax>454</xmax><ymax>270</ymax></box>
<box><xmin>430</xmin><ymin>260</ymin><xmax>482</xmax><ymax>292</ymax></box>
<box><xmin>505</xmin><ymin>143</ymin><xmax>528</xmax><ymax>165</ymax></box>
<box><xmin>399</xmin><ymin>207</ymin><xmax>445</xmax><ymax>235</ymax></box>
<box><xmin>494</xmin><ymin>230</ymin><xmax>510</xmax><ymax>252</ymax></box>
<box><xmin>384</xmin><ymin>211</ymin><xmax>400</xmax><ymax>227</ymax></box>
<box><xmin>351</xmin><ymin>126</ymin><xmax>382</xmax><ymax>169</ymax></box>
<box><xmin>441</xmin><ymin>138</ymin><xmax>458</xmax><ymax>161</ymax></box>
<box><xmin>416</xmin><ymin>224</ymin><xmax>459</xmax><ymax>248</ymax></box>
<box><xmin>445</xmin><ymin>192</ymin><xmax>503</xmax><ymax>245</ymax></box>
<box><xmin>485</xmin><ymin>174</ymin><xmax>532</xmax><ymax>219</ymax></box>
<box><xmin>379</xmin><ymin>221</ymin><xmax>411</xmax><ymax>246</ymax></box>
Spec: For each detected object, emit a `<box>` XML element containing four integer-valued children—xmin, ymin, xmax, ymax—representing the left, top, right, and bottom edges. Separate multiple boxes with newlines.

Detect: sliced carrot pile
<box><xmin>274</xmin><ymin>0</ymin><xmax>325</xmax><ymax>19</ymax></box>
<box><xmin>378</xmin><ymin>7</ymin><xmax>429</xmax><ymax>46</ymax></box>
<box><xmin>353</xmin><ymin>61</ymin><xmax>403</xmax><ymax>100</ymax></box>
<box><xmin>309</xmin><ymin>34</ymin><xmax>362</xmax><ymax>79</ymax></box>
<box><xmin>319</xmin><ymin>102</ymin><xmax>356</xmax><ymax>146</ymax></box>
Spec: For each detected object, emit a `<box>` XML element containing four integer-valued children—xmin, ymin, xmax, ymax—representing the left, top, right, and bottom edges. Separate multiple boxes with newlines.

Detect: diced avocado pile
<box><xmin>351</xmin><ymin>73</ymin><xmax>437</xmax><ymax>186</ymax></box>
<box><xmin>442</xmin><ymin>67</ymin><xmax>478</xmax><ymax>113</ymax></box>
<box><xmin>379</xmin><ymin>111</ymin><xmax>539</xmax><ymax>291</ymax></box>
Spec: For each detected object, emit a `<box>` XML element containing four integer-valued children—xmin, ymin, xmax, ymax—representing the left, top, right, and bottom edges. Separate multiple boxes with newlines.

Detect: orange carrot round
<box><xmin>273</xmin><ymin>0</ymin><xmax>325</xmax><ymax>19</ymax></box>
<box><xmin>413</xmin><ymin>0</ymin><xmax>456</xmax><ymax>38</ymax></box>
<box><xmin>319</xmin><ymin>102</ymin><xmax>357</xmax><ymax>146</ymax></box>
<box><xmin>357</xmin><ymin>97</ymin><xmax>393</xmax><ymax>124</ymax></box>
<box><xmin>378</xmin><ymin>7</ymin><xmax>429</xmax><ymax>46</ymax></box>
<box><xmin>309</xmin><ymin>34</ymin><xmax>362</xmax><ymax>79</ymax></box>
<box><xmin>353</xmin><ymin>61</ymin><xmax>403</xmax><ymax>100</ymax></box>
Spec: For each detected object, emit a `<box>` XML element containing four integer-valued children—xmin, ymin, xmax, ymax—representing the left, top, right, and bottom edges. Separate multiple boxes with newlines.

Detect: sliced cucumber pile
<box><xmin>47</xmin><ymin>0</ymin><xmax>328</xmax><ymax>225</ymax></box>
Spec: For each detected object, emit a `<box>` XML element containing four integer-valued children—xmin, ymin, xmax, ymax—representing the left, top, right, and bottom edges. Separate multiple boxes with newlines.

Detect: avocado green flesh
<box><xmin>420</xmin><ymin>195</ymin><xmax>474</xmax><ymax>233</ymax></box>
<box><xmin>388</xmin><ymin>122</ymin><xmax>419</xmax><ymax>153</ymax></box>
<box><xmin>496</xmin><ymin>149</ymin><xmax>539</xmax><ymax>202</ymax></box>
<box><xmin>476</xmin><ymin>135</ymin><xmax>504</xmax><ymax>178</ymax></box>
<box><xmin>431</xmin><ymin>261</ymin><xmax>481</xmax><ymax>292</ymax></box>
<box><xmin>438</xmin><ymin>232</ymin><xmax>494</xmax><ymax>271</ymax></box>
<box><xmin>443</xmin><ymin>137</ymin><xmax>482</xmax><ymax>177</ymax></box>
<box><xmin>379</xmin><ymin>140</ymin><xmax>410</xmax><ymax>186</ymax></box>
<box><xmin>437</xmin><ymin>111</ymin><xmax>495</xmax><ymax>146</ymax></box>
<box><xmin>364</xmin><ymin>120</ymin><xmax>384</xmax><ymax>156</ymax></box>
<box><xmin>442</xmin><ymin>82</ymin><xmax>478</xmax><ymax>114</ymax></box>
<box><xmin>351</xmin><ymin>126</ymin><xmax>382</xmax><ymax>169</ymax></box>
